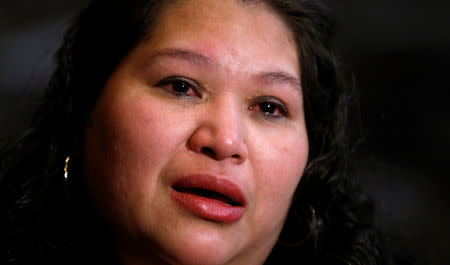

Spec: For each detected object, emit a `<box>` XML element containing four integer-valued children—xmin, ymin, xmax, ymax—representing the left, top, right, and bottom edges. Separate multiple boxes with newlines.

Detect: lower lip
<box><xmin>170</xmin><ymin>189</ymin><xmax>245</xmax><ymax>223</ymax></box>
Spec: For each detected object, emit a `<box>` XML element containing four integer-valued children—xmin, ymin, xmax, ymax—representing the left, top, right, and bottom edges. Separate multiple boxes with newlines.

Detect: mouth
<box><xmin>169</xmin><ymin>175</ymin><xmax>246</xmax><ymax>223</ymax></box>
<box><xmin>172</xmin><ymin>186</ymin><xmax>242</xmax><ymax>207</ymax></box>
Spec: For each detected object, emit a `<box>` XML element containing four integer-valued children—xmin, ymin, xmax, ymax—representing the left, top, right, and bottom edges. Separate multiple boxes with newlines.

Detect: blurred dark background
<box><xmin>1</xmin><ymin>0</ymin><xmax>449</xmax><ymax>264</ymax></box>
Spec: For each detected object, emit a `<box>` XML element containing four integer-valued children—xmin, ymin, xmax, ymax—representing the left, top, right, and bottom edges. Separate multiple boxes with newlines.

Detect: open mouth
<box><xmin>172</xmin><ymin>186</ymin><xmax>241</xmax><ymax>207</ymax></box>
<box><xmin>169</xmin><ymin>175</ymin><xmax>246</xmax><ymax>223</ymax></box>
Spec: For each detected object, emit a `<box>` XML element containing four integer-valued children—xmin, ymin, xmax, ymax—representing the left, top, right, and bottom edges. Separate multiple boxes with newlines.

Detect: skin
<box><xmin>83</xmin><ymin>0</ymin><xmax>309</xmax><ymax>264</ymax></box>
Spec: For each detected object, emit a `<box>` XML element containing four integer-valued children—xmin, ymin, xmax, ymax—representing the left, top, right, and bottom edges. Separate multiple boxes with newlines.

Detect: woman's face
<box><xmin>83</xmin><ymin>0</ymin><xmax>308</xmax><ymax>264</ymax></box>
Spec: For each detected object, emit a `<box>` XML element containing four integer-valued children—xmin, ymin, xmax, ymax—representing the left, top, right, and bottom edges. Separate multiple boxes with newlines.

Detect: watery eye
<box><xmin>171</xmin><ymin>80</ymin><xmax>192</xmax><ymax>94</ymax></box>
<box><xmin>249</xmin><ymin>97</ymin><xmax>288</xmax><ymax>119</ymax></box>
<box><xmin>259</xmin><ymin>102</ymin><xmax>277</xmax><ymax>115</ymax></box>
<box><xmin>155</xmin><ymin>77</ymin><xmax>199</xmax><ymax>97</ymax></box>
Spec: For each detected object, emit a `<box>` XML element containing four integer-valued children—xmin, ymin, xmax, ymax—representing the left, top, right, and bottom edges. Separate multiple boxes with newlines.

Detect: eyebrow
<box><xmin>148</xmin><ymin>48</ymin><xmax>301</xmax><ymax>92</ymax></box>
<box><xmin>148</xmin><ymin>48</ymin><xmax>215</xmax><ymax>68</ymax></box>
<box><xmin>255</xmin><ymin>71</ymin><xmax>302</xmax><ymax>93</ymax></box>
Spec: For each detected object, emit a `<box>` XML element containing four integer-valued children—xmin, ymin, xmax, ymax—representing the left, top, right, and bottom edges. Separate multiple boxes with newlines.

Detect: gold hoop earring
<box><xmin>64</xmin><ymin>156</ymin><xmax>70</xmax><ymax>182</ymax></box>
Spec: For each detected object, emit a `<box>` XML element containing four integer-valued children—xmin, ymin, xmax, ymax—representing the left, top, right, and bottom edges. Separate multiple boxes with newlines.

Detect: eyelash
<box><xmin>248</xmin><ymin>96</ymin><xmax>288</xmax><ymax>120</ymax></box>
<box><xmin>155</xmin><ymin>76</ymin><xmax>200</xmax><ymax>98</ymax></box>
<box><xmin>154</xmin><ymin>76</ymin><xmax>289</xmax><ymax>119</ymax></box>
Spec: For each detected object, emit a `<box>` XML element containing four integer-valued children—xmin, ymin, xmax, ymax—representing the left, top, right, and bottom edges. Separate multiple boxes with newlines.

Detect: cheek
<box><xmin>251</xmin><ymin>127</ymin><xmax>308</xmax><ymax>223</ymax></box>
<box><xmin>83</xmin><ymin>87</ymin><xmax>188</xmax><ymax>222</ymax></box>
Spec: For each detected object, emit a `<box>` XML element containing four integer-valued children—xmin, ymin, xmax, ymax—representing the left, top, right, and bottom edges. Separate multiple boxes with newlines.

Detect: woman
<box><xmin>1</xmin><ymin>0</ymin><xmax>387</xmax><ymax>264</ymax></box>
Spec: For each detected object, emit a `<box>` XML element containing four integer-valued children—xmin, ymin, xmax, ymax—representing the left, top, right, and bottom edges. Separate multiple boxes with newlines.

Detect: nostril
<box><xmin>231</xmin><ymin>154</ymin><xmax>240</xmax><ymax>159</ymax></box>
<box><xmin>201</xmin><ymin>147</ymin><xmax>216</xmax><ymax>159</ymax></box>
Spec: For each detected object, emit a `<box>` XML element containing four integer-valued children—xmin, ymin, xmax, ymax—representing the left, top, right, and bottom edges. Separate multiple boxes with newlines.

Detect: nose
<box><xmin>188</xmin><ymin>99</ymin><xmax>248</xmax><ymax>164</ymax></box>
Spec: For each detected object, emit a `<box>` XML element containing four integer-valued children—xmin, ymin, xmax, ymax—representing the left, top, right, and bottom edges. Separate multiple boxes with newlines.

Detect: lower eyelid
<box><xmin>248</xmin><ymin>104</ymin><xmax>287</xmax><ymax>120</ymax></box>
<box><xmin>250</xmin><ymin>98</ymin><xmax>288</xmax><ymax>112</ymax></box>
<box><xmin>154</xmin><ymin>77</ymin><xmax>201</xmax><ymax>96</ymax></box>
<box><xmin>155</xmin><ymin>76</ymin><xmax>199</xmax><ymax>87</ymax></box>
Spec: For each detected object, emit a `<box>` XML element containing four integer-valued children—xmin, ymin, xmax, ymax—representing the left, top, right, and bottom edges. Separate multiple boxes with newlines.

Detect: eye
<box><xmin>155</xmin><ymin>76</ymin><xmax>200</xmax><ymax>98</ymax></box>
<box><xmin>249</xmin><ymin>96</ymin><xmax>288</xmax><ymax>119</ymax></box>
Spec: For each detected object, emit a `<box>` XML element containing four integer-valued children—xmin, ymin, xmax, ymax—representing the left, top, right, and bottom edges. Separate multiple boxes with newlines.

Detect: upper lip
<box><xmin>171</xmin><ymin>174</ymin><xmax>247</xmax><ymax>207</ymax></box>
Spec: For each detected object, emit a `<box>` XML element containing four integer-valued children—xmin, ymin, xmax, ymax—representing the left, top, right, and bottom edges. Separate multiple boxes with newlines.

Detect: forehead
<box><xmin>143</xmin><ymin>0</ymin><xmax>300</xmax><ymax>78</ymax></box>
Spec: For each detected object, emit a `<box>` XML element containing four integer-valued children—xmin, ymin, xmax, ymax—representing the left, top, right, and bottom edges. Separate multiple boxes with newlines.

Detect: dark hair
<box><xmin>1</xmin><ymin>0</ymin><xmax>388</xmax><ymax>264</ymax></box>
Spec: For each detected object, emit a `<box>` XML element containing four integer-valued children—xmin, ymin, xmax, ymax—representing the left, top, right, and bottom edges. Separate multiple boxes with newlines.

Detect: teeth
<box><xmin>173</xmin><ymin>187</ymin><xmax>238</xmax><ymax>206</ymax></box>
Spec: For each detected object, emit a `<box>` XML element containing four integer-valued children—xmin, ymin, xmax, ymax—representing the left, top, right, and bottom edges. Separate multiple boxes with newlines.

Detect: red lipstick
<box><xmin>170</xmin><ymin>175</ymin><xmax>246</xmax><ymax>223</ymax></box>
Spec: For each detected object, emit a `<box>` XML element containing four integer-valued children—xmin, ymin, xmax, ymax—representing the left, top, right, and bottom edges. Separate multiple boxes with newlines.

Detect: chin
<box><xmin>146</xmin><ymin>218</ymin><xmax>276</xmax><ymax>265</ymax></box>
<box><xmin>158</xmin><ymin>224</ymin><xmax>242</xmax><ymax>265</ymax></box>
